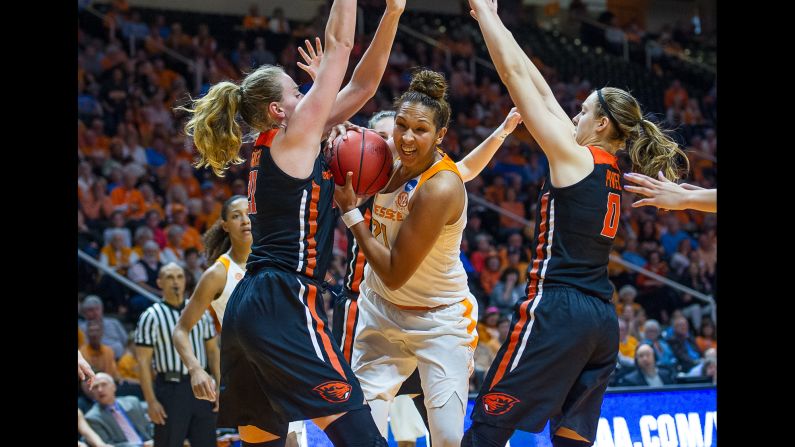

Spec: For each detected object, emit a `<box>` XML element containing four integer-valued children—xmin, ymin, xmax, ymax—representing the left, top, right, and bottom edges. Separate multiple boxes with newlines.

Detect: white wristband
<box><xmin>341</xmin><ymin>208</ymin><xmax>364</xmax><ymax>228</ymax></box>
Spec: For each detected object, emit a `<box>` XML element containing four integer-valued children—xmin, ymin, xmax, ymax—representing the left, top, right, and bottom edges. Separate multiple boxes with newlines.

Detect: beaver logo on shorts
<box><xmin>313</xmin><ymin>381</ymin><xmax>352</xmax><ymax>403</ymax></box>
<box><xmin>482</xmin><ymin>392</ymin><xmax>520</xmax><ymax>415</ymax></box>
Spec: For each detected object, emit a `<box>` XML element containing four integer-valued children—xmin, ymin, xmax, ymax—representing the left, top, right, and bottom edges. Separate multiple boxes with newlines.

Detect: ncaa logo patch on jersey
<box><xmin>235</xmin><ymin>273</ymin><xmax>243</xmax><ymax>280</ymax></box>
<box><xmin>482</xmin><ymin>392</ymin><xmax>521</xmax><ymax>416</ymax></box>
<box><xmin>405</xmin><ymin>179</ymin><xmax>418</xmax><ymax>192</ymax></box>
<box><xmin>313</xmin><ymin>381</ymin><xmax>352</xmax><ymax>403</ymax></box>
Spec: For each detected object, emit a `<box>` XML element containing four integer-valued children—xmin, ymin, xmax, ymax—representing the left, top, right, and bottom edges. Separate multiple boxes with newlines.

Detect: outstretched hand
<box><xmin>500</xmin><ymin>107</ymin><xmax>523</xmax><ymax>134</ymax></box>
<box><xmin>469</xmin><ymin>0</ymin><xmax>498</xmax><ymax>21</ymax></box>
<box><xmin>623</xmin><ymin>171</ymin><xmax>700</xmax><ymax>210</ymax></box>
<box><xmin>297</xmin><ymin>37</ymin><xmax>323</xmax><ymax>81</ymax></box>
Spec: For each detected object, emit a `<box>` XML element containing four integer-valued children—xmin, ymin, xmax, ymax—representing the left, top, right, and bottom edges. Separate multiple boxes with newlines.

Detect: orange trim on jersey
<box><xmin>462</xmin><ymin>298</ymin><xmax>479</xmax><ymax>349</ymax></box>
<box><xmin>342</xmin><ymin>299</ymin><xmax>358</xmax><ymax>363</ymax></box>
<box><xmin>489</xmin><ymin>193</ymin><xmax>550</xmax><ymax>390</ymax></box>
<box><xmin>306</xmin><ymin>284</ymin><xmax>347</xmax><ymax>380</ymax></box>
<box><xmin>349</xmin><ymin>209</ymin><xmax>370</xmax><ymax>292</ymax></box>
<box><xmin>392</xmin><ymin>302</ymin><xmax>448</xmax><ymax>311</ymax></box>
<box><xmin>207</xmin><ymin>305</ymin><xmax>222</xmax><ymax>334</ymax></box>
<box><xmin>216</xmin><ymin>255</ymin><xmax>231</xmax><ymax>272</ymax></box>
<box><xmin>254</xmin><ymin>129</ymin><xmax>278</xmax><ymax>147</ymax></box>
<box><xmin>416</xmin><ymin>153</ymin><xmax>462</xmax><ymax>190</ymax></box>
<box><xmin>305</xmin><ymin>182</ymin><xmax>320</xmax><ymax>277</ymax></box>
<box><xmin>588</xmin><ymin>145</ymin><xmax>618</xmax><ymax>170</ymax></box>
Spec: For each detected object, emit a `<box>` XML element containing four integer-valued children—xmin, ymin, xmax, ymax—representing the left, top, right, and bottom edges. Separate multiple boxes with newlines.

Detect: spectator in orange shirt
<box><xmin>168</xmin><ymin>204</ymin><xmax>204</xmax><ymax>252</ymax></box>
<box><xmin>484</xmin><ymin>175</ymin><xmax>506</xmax><ymax>203</ymax></box>
<box><xmin>498</xmin><ymin>187</ymin><xmax>526</xmax><ymax>232</ymax></box>
<box><xmin>664</xmin><ymin>79</ymin><xmax>689</xmax><ymax>110</ymax></box>
<box><xmin>480</xmin><ymin>251</ymin><xmax>503</xmax><ymax>296</ymax></box>
<box><xmin>80</xmin><ymin>320</ymin><xmax>121</xmax><ymax>381</ymax></box>
<box><xmin>193</xmin><ymin>195</ymin><xmax>222</xmax><ymax>234</ymax></box>
<box><xmin>153</xmin><ymin>58</ymin><xmax>179</xmax><ymax>91</ymax></box>
<box><xmin>170</xmin><ymin>161</ymin><xmax>202</xmax><ymax>199</ymax></box>
<box><xmin>139</xmin><ymin>183</ymin><xmax>165</xmax><ymax>220</ymax></box>
<box><xmin>110</xmin><ymin>167</ymin><xmax>146</xmax><ymax>220</ymax></box>
<box><xmin>100</xmin><ymin>229</ymin><xmax>138</xmax><ymax>277</ymax></box>
<box><xmin>243</xmin><ymin>4</ymin><xmax>268</xmax><ymax>30</ymax></box>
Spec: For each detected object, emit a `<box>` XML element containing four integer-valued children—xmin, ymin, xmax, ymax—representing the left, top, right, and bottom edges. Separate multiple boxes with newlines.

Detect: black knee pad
<box><xmin>324</xmin><ymin>407</ymin><xmax>387</xmax><ymax>447</ymax></box>
<box><xmin>552</xmin><ymin>435</ymin><xmax>592</xmax><ymax>447</ymax></box>
<box><xmin>462</xmin><ymin>421</ymin><xmax>515</xmax><ymax>447</ymax></box>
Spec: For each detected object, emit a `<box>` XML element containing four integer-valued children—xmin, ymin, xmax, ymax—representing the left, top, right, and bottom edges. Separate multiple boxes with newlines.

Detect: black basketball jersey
<box><xmin>343</xmin><ymin>196</ymin><xmax>374</xmax><ymax>296</ymax></box>
<box><xmin>246</xmin><ymin>130</ymin><xmax>335</xmax><ymax>282</ymax></box>
<box><xmin>525</xmin><ymin>146</ymin><xmax>623</xmax><ymax>302</ymax></box>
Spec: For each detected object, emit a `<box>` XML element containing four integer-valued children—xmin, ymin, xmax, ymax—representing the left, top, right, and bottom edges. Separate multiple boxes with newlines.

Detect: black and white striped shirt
<box><xmin>134</xmin><ymin>300</ymin><xmax>216</xmax><ymax>375</ymax></box>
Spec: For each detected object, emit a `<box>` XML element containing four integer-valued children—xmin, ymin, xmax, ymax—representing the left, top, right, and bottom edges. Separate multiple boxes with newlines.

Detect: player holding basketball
<box><xmin>334</xmin><ymin>69</ymin><xmax>523</xmax><ymax>447</ymax></box>
<box><xmin>330</xmin><ymin>107</ymin><xmax>521</xmax><ymax>445</ymax></box>
<box><xmin>464</xmin><ymin>0</ymin><xmax>689</xmax><ymax>445</ymax></box>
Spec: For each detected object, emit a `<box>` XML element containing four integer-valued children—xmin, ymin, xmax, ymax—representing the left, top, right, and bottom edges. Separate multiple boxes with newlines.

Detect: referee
<box><xmin>134</xmin><ymin>262</ymin><xmax>218</xmax><ymax>447</ymax></box>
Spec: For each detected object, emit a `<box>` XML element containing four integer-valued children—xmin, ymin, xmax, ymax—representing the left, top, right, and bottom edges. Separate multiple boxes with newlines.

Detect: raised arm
<box><xmin>456</xmin><ymin>107</ymin><xmax>522</xmax><ymax>182</ymax></box>
<box><xmin>273</xmin><ymin>0</ymin><xmax>356</xmax><ymax>173</ymax></box>
<box><xmin>468</xmin><ymin>0</ymin><xmax>586</xmax><ymax>167</ymax></box>
<box><xmin>172</xmin><ymin>263</ymin><xmax>225</xmax><ymax>402</ymax></box>
<box><xmin>325</xmin><ymin>0</ymin><xmax>405</xmax><ymax>130</ymax></box>
<box><xmin>297</xmin><ymin>1</ymin><xmax>405</xmax><ymax>133</ymax></box>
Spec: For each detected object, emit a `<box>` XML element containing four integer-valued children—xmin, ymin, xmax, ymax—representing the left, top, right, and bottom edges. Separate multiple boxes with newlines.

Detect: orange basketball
<box><xmin>327</xmin><ymin>128</ymin><xmax>393</xmax><ymax>196</ymax></box>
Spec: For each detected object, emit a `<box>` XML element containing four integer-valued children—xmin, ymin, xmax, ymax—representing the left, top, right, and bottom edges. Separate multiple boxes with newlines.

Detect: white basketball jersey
<box><xmin>362</xmin><ymin>153</ymin><xmax>472</xmax><ymax>307</ymax></box>
<box><xmin>210</xmin><ymin>251</ymin><xmax>245</xmax><ymax>327</ymax></box>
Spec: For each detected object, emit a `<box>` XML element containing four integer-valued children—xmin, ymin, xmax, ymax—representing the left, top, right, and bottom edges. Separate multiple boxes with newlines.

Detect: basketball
<box><xmin>327</xmin><ymin>128</ymin><xmax>393</xmax><ymax>196</ymax></box>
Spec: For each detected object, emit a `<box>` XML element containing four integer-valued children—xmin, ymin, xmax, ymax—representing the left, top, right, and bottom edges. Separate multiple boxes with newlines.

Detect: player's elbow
<box><xmin>382</xmin><ymin>273</ymin><xmax>409</xmax><ymax>291</ymax></box>
<box><xmin>325</xmin><ymin>35</ymin><xmax>354</xmax><ymax>53</ymax></box>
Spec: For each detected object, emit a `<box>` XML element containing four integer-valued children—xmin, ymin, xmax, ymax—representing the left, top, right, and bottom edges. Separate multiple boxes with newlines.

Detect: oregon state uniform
<box><xmin>470</xmin><ymin>146</ymin><xmax>621</xmax><ymax>442</ymax></box>
<box><xmin>211</xmin><ymin>250</ymin><xmax>307</xmax><ymax>443</ymax></box>
<box><xmin>352</xmin><ymin>151</ymin><xmax>478</xmax><ymax>415</ymax></box>
<box><xmin>218</xmin><ymin>129</ymin><xmax>365</xmax><ymax>434</ymax></box>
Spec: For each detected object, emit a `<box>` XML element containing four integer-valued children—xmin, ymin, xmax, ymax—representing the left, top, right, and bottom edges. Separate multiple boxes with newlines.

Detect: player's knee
<box><xmin>323</xmin><ymin>407</ymin><xmax>387</xmax><ymax>447</ymax></box>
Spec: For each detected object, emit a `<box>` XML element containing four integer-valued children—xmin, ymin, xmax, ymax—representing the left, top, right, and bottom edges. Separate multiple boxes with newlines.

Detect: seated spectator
<box><xmin>641</xmin><ymin>319</ymin><xmax>677</xmax><ymax>369</ymax></box>
<box><xmin>618</xmin><ymin>344</ymin><xmax>676</xmax><ymax>387</ymax></box>
<box><xmin>615</xmin><ymin>284</ymin><xmax>641</xmax><ymax>316</ymax></box>
<box><xmin>167</xmin><ymin>204</ymin><xmax>204</xmax><ymax>252</ymax></box>
<box><xmin>242</xmin><ymin>4</ymin><xmax>268</xmax><ymax>30</ymax></box>
<box><xmin>80</xmin><ymin>295</ymin><xmax>128</xmax><ymax>360</ymax></box>
<box><xmin>617</xmin><ymin>318</ymin><xmax>639</xmax><ymax>368</ymax></box>
<box><xmin>183</xmin><ymin>247</ymin><xmax>204</xmax><ymax>293</ymax></box>
<box><xmin>144</xmin><ymin>210</ymin><xmax>167</xmax><ymax>249</ymax></box>
<box><xmin>127</xmin><ymin>240</ymin><xmax>163</xmax><ymax>319</ymax></box>
<box><xmin>695</xmin><ymin>317</ymin><xmax>717</xmax><ymax>352</ymax></box>
<box><xmin>110</xmin><ymin>165</ymin><xmax>146</xmax><ymax>221</ymax></box>
<box><xmin>686</xmin><ymin>348</ymin><xmax>717</xmax><ymax>384</ymax></box>
<box><xmin>269</xmin><ymin>7</ymin><xmax>290</xmax><ymax>34</ymax></box>
<box><xmin>479</xmin><ymin>251</ymin><xmax>502</xmax><ymax>296</ymax></box>
<box><xmin>161</xmin><ymin>225</ymin><xmax>185</xmax><ymax>266</ymax></box>
<box><xmin>85</xmin><ymin>373</ymin><xmax>153</xmax><ymax>446</ymax></box>
<box><xmin>489</xmin><ymin>267</ymin><xmax>524</xmax><ymax>315</ymax></box>
<box><xmin>102</xmin><ymin>211</ymin><xmax>133</xmax><ymax>248</ymax></box>
<box><xmin>667</xmin><ymin>315</ymin><xmax>702</xmax><ymax>372</ymax></box>
<box><xmin>80</xmin><ymin>320</ymin><xmax>121</xmax><ymax>381</ymax></box>
<box><xmin>78</xmin><ymin>408</ymin><xmax>114</xmax><ymax>447</ymax></box>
